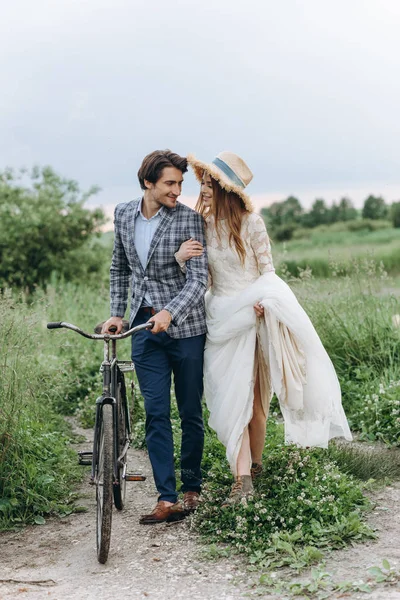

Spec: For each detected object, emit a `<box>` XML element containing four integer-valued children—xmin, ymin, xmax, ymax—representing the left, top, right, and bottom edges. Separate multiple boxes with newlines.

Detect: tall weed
<box><xmin>0</xmin><ymin>282</ymin><xmax>110</xmax><ymax>527</ymax></box>
<box><xmin>289</xmin><ymin>261</ymin><xmax>400</xmax><ymax>445</ymax></box>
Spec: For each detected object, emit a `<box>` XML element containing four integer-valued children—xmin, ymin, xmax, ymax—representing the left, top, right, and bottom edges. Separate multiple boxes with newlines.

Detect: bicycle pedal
<box><xmin>125</xmin><ymin>473</ymin><xmax>146</xmax><ymax>482</ymax></box>
<box><xmin>78</xmin><ymin>451</ymin><xmax>93</xmax><ymax>465</ymax></box>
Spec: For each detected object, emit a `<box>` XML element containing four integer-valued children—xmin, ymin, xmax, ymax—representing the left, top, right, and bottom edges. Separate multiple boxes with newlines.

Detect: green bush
<box><xmin>347</xmin><ymin>219</ymin><xmax>391</xmax><ymax>232</ymax></box>
<box><xmin>0</xmin><ymin>166</ymin><xmax>106</xmax><ymax>292</ymax></box>
<box><xmin>362</xmin><ymin>195</ymin><xmax>388</xmax><ymax>220</ymax></box>
<box><xmin>391</xmin><ymin>202</ymin><xmax>400</xmax><ymax>228</ymax></box>
<box><xmin>273</xmin><ymin>223</ymin><xmax>297</xmax><ymax>241</ymax></box>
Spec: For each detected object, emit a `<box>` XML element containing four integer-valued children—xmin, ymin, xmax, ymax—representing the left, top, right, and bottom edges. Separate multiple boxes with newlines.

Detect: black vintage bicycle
<box><xmin>47</xmin><ymin>319</ymin><xmax>153</xmax><ymax>564</ymax></box>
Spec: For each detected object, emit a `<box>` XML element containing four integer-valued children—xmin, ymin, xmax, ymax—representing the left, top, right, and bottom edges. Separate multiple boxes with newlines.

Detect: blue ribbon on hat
<box><xmin>212</xmin><ymin>157</ymin><xmax>245</xmax><ymax>189</ymax></box>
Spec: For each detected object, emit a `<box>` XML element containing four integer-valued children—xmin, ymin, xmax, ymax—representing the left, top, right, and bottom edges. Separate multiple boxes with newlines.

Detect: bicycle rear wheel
<box><xmin>114</xmin><ymin>380</ymin><xmax>129</xmax><ymax>510</ymax></box>
<box><xmin>96</xmin><ymin>403</ymin><xmax>113</xmax><ymax>564</ymax></box>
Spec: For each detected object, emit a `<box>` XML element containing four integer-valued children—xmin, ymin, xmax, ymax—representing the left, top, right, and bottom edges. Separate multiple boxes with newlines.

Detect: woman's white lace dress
<box><xmin>202</xmin><ymin>212</ymin><xmax>352</xmax><ymax>473</ymax></box>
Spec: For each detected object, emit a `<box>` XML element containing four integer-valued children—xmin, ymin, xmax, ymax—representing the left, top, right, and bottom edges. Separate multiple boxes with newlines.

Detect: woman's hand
<box><xmin>254</xmin><ymin>302</ymin><xmax>264</xmax><ymax>318</ymax></box>
<box><xmin>175</xmin><ymin>238</ymin><xmax>204</xmax><ymax>262</ymax></box>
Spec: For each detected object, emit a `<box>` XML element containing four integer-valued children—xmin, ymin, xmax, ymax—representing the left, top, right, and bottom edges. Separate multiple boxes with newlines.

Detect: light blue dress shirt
<box><xmin>134</xmin><ymin>199</ymin><xmax>162</xmax><ymax>306</ymax></box>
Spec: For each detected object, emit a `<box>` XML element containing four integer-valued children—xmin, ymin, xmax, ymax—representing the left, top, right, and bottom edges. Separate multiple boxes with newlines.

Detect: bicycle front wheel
<box><xmin>96</xmin><ymin>403</ymin><xmax>113</xmax><ymax>564</ymax></box>
<box><xmin>113</xmin><ymin>406</ymin><xmax>125</xmax><ymax>510</ymax></box>
<box><xmin>114</xmin><ymin>375</ymin><xmax>132</xmax><ymax>510</ymax></box>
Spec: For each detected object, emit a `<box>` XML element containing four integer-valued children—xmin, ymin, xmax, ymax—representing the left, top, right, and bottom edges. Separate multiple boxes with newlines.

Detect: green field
<box><xmin>273</xmin><ymin>227</ymin><xmax>400</xmax><ymax>278</ymax></box>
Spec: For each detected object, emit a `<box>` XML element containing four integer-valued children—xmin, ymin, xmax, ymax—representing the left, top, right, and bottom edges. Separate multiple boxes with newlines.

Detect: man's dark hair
<box><xmin>137</xmin><ymin>150</ymin><xmax>188</xmax><ymax>190</ymax></box>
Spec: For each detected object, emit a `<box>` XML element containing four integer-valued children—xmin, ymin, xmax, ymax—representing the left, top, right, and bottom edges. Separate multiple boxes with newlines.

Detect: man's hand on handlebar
<box><xmin>149</xmin><ymin>309</ymin><xmax>172</xmax><ymax>334</ymax></box>
<box><xmin>101</xmin><ymin>316</ymin><xmax>123</xmax><ymax>334</ymax></box>
<box><xmin>101</xmin><ymin>311</ymin><xmax>171</xmax><ymax>335</ymax></box>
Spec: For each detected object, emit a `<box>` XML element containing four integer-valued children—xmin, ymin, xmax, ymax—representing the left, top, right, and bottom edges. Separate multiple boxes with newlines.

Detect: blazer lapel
<box><xmin>127</xmin><ymin>198</ymin><xmax>144</xmax><ymax>274</ymax></box>
<box><xmin>145</xmin><ymin>206</ymin><xmax>175</xmax><ymax>268</ymax></box>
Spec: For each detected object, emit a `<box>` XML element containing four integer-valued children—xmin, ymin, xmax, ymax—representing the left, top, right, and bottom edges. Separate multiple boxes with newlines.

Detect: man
<box><xmin>102</xmin><ymin>150</ymin><xmax>208</xmax><ymax>524</ymax></box>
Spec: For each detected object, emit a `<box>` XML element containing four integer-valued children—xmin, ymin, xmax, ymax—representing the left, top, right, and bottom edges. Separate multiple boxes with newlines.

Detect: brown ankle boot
<box><xmin>251</xmin><ymin>462</ymin><xmax>263</xmax><ymax>480</ymax></box>
<box><xmin>222</xmin><ymin>475</ymin><xmax>254</xmax><ymax>507</ymax></box>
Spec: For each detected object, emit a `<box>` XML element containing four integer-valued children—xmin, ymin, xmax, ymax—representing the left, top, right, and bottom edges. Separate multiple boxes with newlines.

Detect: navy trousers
<box><xmin>131</xmin><ymin>309</ymin><xmax>205</xmax><ymax>503</ymax></box>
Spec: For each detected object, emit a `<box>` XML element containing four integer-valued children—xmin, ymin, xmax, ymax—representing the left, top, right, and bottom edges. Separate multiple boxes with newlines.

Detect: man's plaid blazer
<box><xmin>110</xmin><ymin>197</ymin><xmax>208</xmax><ymax>339</ymax></box>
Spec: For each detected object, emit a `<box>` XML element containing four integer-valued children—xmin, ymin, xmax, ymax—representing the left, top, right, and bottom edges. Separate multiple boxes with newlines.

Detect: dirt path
<box><xmin>322</xmin><ymin>482</ymin><xmax>400</xmax><ymax>599</ymax></box>
<box><xmin>1</xmin><ymin>427</ymin><xmax>400</xmax><ymax>600</ymax></box>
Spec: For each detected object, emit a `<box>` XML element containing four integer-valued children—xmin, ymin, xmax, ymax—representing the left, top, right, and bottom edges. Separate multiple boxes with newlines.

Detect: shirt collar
<box><xmin>136</xmin><ymin>198</ymin><xmax>163</xmax><ymax>221</ymax></box>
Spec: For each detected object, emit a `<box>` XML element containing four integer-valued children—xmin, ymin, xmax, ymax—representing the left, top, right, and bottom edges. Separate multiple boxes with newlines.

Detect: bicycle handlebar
<box><xmin>47</xmin><ymin>321</ymin><xmax>63</xmax><ymax>329</ymax></box>
<box><xmin>46</xmin><ymin>321</ymin><xmax>154</xmax><ymax>340</ymax></box>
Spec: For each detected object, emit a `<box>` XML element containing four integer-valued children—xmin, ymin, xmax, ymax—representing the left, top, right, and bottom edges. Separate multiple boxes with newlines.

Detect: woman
<box><xmin>175</xmin><ymin>151</ymin><xmax>352</xmax><ymax>505</ymax></box>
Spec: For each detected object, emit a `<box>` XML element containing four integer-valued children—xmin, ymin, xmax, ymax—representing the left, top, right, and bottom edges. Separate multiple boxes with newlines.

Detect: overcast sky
<box><xmin>1</xmin><ymin>0</ymin><xmax>400</xmax><ymax>221</ymax></box>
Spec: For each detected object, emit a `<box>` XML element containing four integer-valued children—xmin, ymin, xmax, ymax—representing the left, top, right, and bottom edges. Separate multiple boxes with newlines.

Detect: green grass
<box><xmin>328</xmin><ymin>441</ymin><xmax>400</xmax><ymax>481</ymax></box>
<box><xmin>0</xmin><ymin>283</ymin><xmax>110</xmax><ymax>528</ymax></box>
<box><xmin>290</xmin><ymin>224</ymin><xmax>399</xmax><ymax>248</ymax></box>
<box><xmin>273</xmin><ymin>227</ymin><xmax>400</xmax><ymax>277</ymax></box>
<box><xmin>290</xmin><ymin>267</ymin><xmax>400</xmax><ymax>446</ymax></box>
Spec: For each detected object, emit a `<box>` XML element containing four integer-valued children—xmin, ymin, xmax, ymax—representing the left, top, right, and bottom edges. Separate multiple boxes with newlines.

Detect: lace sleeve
<box><xmin>248</xmin><ymin>214</ymin><xmax>274</xmax><ymax>275</ymax></box>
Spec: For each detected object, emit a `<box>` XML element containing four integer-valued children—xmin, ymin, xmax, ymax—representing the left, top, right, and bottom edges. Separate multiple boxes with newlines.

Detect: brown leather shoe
<box><xmin>139</xmin><ymin>501</ymin><xmax>185</xmax><ymax>525</ymax></box>
<box><xmin>183</xmin><ymin>491</ymin><xmax>200</xmax><ymax>514</ymax></box>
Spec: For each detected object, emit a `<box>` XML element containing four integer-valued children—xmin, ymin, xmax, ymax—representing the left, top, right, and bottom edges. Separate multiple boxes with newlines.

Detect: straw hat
<box><xmin>187</xmin><ymin>151</ymin><xmax>254</xmax><ymax>212</ymax></box>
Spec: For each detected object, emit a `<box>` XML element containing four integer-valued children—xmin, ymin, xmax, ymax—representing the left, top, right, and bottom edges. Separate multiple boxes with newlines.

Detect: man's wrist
<box><xmin>161</xmin><ymin>308</ymin><xmax>174</xmax><ymax>324</ymax></box>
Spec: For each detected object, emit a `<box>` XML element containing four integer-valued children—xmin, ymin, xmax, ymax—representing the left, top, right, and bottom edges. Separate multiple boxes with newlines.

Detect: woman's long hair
<box><xmin>195</xmin><ymin>175</ymin><xmax>247</xmax><ymax>265</ymax></box>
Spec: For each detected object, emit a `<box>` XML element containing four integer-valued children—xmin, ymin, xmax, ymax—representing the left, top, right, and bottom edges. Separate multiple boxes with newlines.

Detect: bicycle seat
<box><xmin>94</xmin><ymin>320</ymin><xmax>130</xmax><ymax>334</ymax></box>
